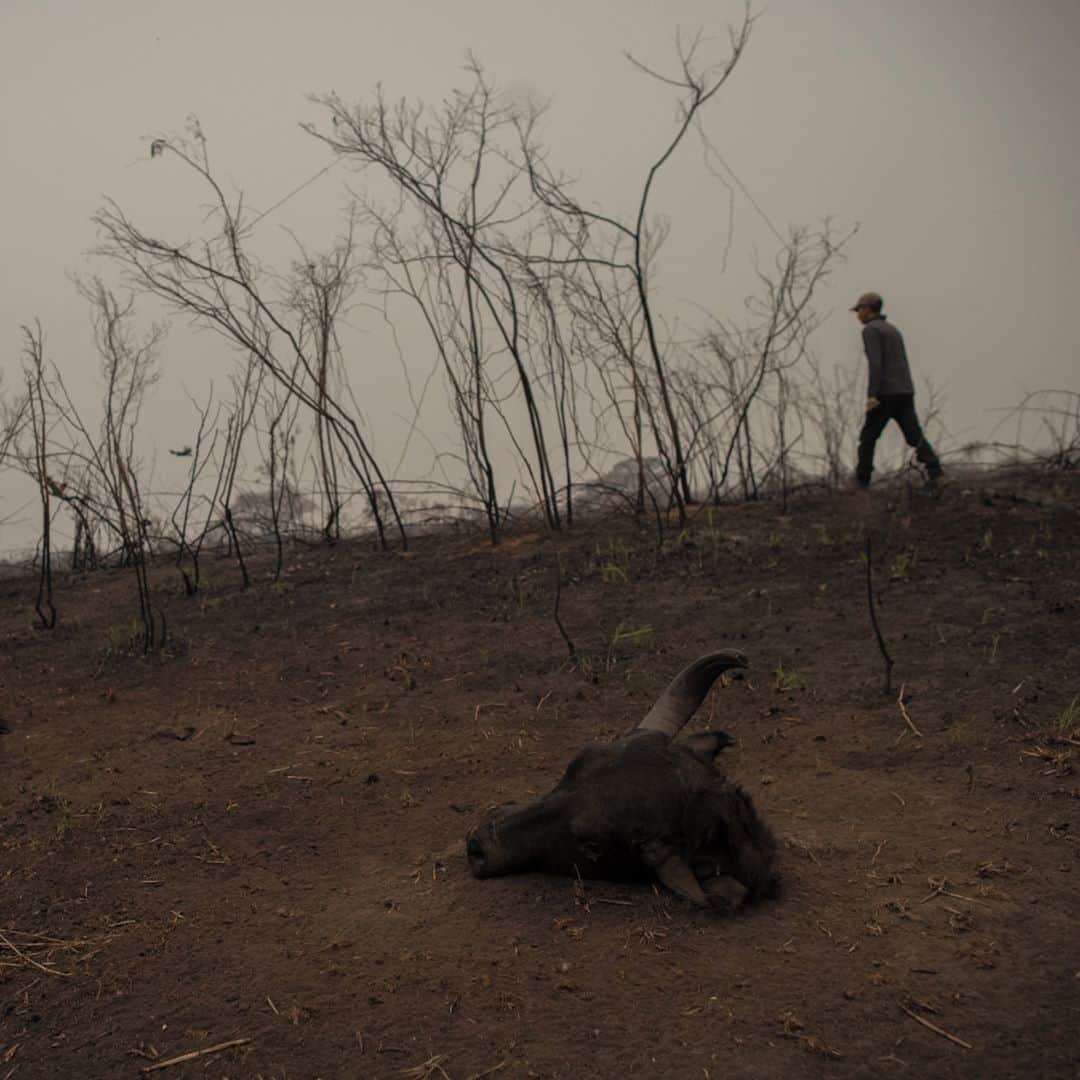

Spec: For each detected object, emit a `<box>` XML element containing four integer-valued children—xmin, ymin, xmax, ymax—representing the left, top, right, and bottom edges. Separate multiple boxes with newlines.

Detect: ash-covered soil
<box><xmin>2</xmin><ymin>468</ymin><xmax>1078</xmax><ymax>1079</ymax></box>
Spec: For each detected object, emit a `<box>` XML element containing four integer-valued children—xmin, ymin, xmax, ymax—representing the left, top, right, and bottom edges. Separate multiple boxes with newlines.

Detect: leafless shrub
<box><xmin>988</xmin><ymin>390</ymin><xmax>1080</xmax><ymax>471</ymax></box>
<box><xmin>94</xmin><ymin>120</ymin><xmax>406</xmax><ymax>551</ymax></box>
<box><xmin>20</xmin><ymin>323</ymin><xmax>57</xmax><ymax>629</ymax></box>
<box><xmin>519</xmin><ymin>17</ymin><xmax>755</xmax><ymax>522</ymax></box>
<box><xmin>167</xmin><ymin>387</ymin><xmax>222</xmax><ymax>595</ymax></box>
<box><xmin>14</xmin><ymin>284</ymin><xmax>164</xmax><ymax>650</ymax></box>
<box><xmin>309</xmin><ymin>64</ymin><xmax>572</xmax><ymax>542</ymax></box>
<box><xmin>692</xmin><ymin>224</ymin><xmax>853</xmax><ymax>504</ymax></box>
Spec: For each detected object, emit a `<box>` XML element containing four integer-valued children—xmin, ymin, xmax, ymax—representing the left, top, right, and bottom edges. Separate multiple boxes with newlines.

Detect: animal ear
<box><xmin>682</xmin><ymin>731</ymin><xmax>734</xmax><ymax>764</ymax></box>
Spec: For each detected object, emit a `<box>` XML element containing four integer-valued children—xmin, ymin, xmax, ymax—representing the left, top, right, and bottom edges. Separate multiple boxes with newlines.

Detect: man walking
<box><xmin>851</xmin><ymin>291</ymin><xmax>943</xmax><ymax>489</ymax></box>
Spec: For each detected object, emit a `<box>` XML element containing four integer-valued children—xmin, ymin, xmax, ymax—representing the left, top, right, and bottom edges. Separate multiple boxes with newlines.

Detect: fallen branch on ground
<box><xmin>897</xmin><ymin>684</ymin><xmax>922</xmax><ymax>737</ymax></box>
<box><xmin>0</xmin><ymin>929</ymin><xmax>73</xmax><ymax>978</ymax></box>
<box><xmin>900</xmin><ymin>1004</ymin><xmax>972</xmax><ymax>1050</ymax></box>
<box><xmin>140</xmin><ymin>1038</ymin><xmax>251</xmax><ymax>1073</ymax></box>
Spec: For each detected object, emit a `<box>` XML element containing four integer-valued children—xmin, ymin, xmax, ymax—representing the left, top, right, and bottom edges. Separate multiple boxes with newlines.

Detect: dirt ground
<box><xmin>2</xmin><ymin>467</ymin><xmax>1079</xmax><ymax>1079</ymax></box>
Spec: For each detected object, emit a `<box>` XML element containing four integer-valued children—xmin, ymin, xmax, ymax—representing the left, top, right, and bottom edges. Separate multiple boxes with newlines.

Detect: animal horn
<box><xmin>637</xmin><ymin>650</ymin><xmax>747</xmax><ymax>739</ymax></box>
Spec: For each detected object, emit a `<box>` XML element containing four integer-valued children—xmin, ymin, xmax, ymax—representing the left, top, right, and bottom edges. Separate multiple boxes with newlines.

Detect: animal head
<box><xmin>466</xmin><ymin>650</ymin><xmax>776</xmax><ymax>911</ymax></box>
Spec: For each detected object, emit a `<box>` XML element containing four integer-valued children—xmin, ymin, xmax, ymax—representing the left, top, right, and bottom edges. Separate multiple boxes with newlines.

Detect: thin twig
<box><xmin>465</xmin><ymin>1062</ymin><xmax>509</xmax><ymax>1080</ymax></box>
<box><xmin>919</xmin><ymin>880</ymin><xmax>946</xmax><ymax>904</ymax></box>
<box><xmin>0</xmin><ymin>929</ymin><xmax>73</xmax><ymax>978</ymax></box>
<box><xmin>943</xmin><ymin>889</ymin><xmax>992</xmax><ymax>907</ymax></box>
<box><xmin>865</xmin><ymin>535</ymin><xmax>894</xmax><ymax>693</ymax></box>
<box><xmin>552</xmin><ymin>548</ymin><xmax>576</xmax><ymax>662</ymax></box>
<box><xmin>399</xmin><ymin>1054</ymin><xmax>451</xmax><ymax>1080</ymax></box>
<box><xmin>900</xmin><ymin>1005</ymin><xmax>972</xmax><ymax>1050</ymax></box>
<box><xmin>473</xmin><ymin>703</ymin><xmax>508</xmax><ymax>724</ymax></box>
<box><xmin>897</xmin><ymin>685</ymin><xmax>922</xmax><ymax>737</ymax></box>
<box><xmin>141</xmin><ymin>1038</ymin><xmax>251</xmax><ymax>1073</ymax></box>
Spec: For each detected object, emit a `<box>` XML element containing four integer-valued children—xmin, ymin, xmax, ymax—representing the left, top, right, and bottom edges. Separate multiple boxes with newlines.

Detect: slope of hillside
<box><xmin>2</xmin><ymin>468</ymin><xmax>1078</xmax><ymax>1079</ymax></box>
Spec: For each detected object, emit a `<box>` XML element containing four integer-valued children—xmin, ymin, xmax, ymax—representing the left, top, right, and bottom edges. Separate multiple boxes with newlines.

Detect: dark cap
<box><xmin>850</xmin><ymin>291</ymin><xmax>883</xmax><ymax>312</ymax></box>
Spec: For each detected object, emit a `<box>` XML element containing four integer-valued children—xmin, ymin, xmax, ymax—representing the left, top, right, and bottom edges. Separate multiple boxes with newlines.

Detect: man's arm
<box><xmin>862</xmin><ymin>324</ymin><xmax>884</xmax><ymax>407</ymax></box>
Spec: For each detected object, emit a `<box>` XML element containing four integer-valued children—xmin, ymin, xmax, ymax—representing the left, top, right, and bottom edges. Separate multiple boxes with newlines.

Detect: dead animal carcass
<box><xmin>466</xmin><ymin>651</ymin><xmax>777</xmax><ymax>911</ymax></box>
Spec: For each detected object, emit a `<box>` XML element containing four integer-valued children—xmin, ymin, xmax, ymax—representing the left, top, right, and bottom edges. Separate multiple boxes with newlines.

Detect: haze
<box><xmin>2</xmin><ymin>0</ymin><xmax>1078</xmax><ymax>551</ymax></box>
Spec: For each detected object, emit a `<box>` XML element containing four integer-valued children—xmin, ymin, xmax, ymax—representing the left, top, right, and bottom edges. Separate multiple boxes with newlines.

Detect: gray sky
<box><xmin>2</xmin><ymin>0</ymin><xmax>1078</xmax><ymax>547</ymax></box>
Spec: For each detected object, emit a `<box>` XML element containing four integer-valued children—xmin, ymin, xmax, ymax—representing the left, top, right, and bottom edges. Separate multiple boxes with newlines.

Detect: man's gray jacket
<box><xmin>862</xmin><ymin>315</ymin><xmax>914</xmax><ymax>398</ymax></box>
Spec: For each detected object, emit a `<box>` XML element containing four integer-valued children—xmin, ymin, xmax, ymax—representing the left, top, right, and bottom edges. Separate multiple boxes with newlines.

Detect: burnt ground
<box><xmin>1</xmin><ymin>467</ymin><xmax>1079</xmax><ymax>1080</ymax></box>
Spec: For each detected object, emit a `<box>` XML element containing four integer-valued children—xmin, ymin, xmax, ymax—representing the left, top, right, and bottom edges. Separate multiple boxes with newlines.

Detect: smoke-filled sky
<box><xmin>1</xmin><ymin>0</ymin><xmax>1078</xmax><ymax>548</ymax></box>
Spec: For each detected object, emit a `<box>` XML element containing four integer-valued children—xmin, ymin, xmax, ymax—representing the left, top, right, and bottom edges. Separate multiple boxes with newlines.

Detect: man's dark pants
<box><xmin>856</xmin><ymin>393</ymin><xmax>941</xmax><ymax>487</ymax></box>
